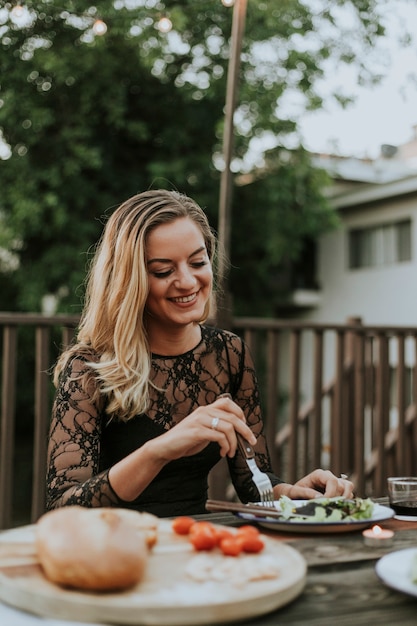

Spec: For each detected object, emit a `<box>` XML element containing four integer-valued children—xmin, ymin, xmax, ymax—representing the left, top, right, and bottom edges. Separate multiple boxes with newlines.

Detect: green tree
<box><xmin>0</xmin><ymin>0</ymin><xmax>402</xmax><ymax>315</ymax></box>
<box><xmin>232</xmin><ymin>147</ymin><xmax>337</xmax><ymax>315</ymax></box>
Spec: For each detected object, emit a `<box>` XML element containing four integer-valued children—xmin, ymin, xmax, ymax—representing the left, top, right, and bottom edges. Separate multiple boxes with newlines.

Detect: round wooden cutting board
<box><xmin>0</xmin><ymin>521</ymin><xmax>306</xmax><ymax>625</ymax></box>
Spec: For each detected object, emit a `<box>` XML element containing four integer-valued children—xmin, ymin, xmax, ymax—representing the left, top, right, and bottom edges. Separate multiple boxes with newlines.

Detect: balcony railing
<box><xmin>232</xmin><ymin>316</ymin><xmax>417</xmax><ymax>497</ymax></box>
<box><xmin>1</xmin><ymin>312</ymin><xmax>417</xmax><ymax>529</ymax></box>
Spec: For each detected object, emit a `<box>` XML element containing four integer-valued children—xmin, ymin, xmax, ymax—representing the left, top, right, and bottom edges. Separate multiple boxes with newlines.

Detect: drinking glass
<box><xmin>387</xmin><ymin>476</ymin><xmax>417</xmax><ymax>518</ymax></box>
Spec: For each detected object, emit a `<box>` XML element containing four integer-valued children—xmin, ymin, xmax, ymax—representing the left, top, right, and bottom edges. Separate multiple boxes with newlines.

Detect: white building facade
<box><xmin>303</xmin><ymin>174</ymin><xmax>417</xmax><ymax>327</ymax></box>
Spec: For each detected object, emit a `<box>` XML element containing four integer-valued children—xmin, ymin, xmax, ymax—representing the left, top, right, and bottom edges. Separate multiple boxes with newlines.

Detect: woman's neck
<box><xmin>148</xmin><ymin>323</ymin><xmax>202</xmax><ymax>356</ymax></box>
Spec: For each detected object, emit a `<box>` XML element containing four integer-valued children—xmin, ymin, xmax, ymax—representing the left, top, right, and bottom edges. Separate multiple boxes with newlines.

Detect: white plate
<box><xmin>237</xmin><ymin>500</ymin><xmax>395</xmax><ymax>534</ymax></box>
<box><xmin>376</xmin><ymin>548</ymin><xmax>417</xmax><ymax>598</ymax></box>
<box><xmin>394</xmin><ymin>514</ymin><xmax>417</xmax><ymax>522</ymax></box>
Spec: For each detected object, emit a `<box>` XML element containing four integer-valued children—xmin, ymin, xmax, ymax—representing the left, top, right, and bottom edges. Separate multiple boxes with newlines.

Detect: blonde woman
<box><xmin>46</xmin><ymin>189</ymin><xmax>353</xmax><ymax>516</ymax></box>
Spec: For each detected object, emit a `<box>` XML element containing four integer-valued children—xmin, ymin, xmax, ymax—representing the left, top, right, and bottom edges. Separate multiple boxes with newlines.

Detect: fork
<box><xmin>236</xmin><ymin>432</ymin><xmax>275</xmax><ymax>507</ymax></box>
<box><xmin>218</xmin><ymin>393</ymin><xmax>275</xmax><ymax>506</ymax></box>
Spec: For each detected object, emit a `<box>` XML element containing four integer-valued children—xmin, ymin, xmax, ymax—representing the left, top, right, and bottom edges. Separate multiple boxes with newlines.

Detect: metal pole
<box><xmin>216</xmin><ymin>0</ymin><xmax>247</xmax><ymax>327</ymax></box>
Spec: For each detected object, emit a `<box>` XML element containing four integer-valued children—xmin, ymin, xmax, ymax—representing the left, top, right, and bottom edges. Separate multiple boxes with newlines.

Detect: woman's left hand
<box><xmin>274</xmin><ymin>469</ymin><xmax>354</xmax><ymax>500</ymax></box>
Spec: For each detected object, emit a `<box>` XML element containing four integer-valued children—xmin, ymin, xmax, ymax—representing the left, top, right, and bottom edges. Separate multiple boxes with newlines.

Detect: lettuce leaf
<box><xmin>278</xmin><ymin>495</ymin><xmax>374</xmax><ymax>523</ymax></box>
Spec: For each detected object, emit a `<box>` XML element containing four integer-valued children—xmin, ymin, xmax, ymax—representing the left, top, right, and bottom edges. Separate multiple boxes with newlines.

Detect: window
<box><xmin>349</xmin><ymin>219</ymin><xmax>412</xmax><ymax>269</ymax></box>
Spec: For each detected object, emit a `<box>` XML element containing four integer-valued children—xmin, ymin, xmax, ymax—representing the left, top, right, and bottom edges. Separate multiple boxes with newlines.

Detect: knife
<box><xmin>205</xmin><ymin>499</ymin><xmax>283</xmax><ymax>519</ymax></box>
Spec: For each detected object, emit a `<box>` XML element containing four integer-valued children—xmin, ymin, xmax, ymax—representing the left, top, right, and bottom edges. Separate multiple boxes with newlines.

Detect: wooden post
<box><xmin>216</xmin><ymin>0</ymin><xmax>247</xmax><ymax>329</ymax></box>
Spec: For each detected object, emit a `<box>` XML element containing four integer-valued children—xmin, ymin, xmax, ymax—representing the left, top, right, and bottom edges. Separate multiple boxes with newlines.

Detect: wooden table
<box><xmin>0</xmin><ymin>504</ymin><xmax>417</xmax><ymax>625</ymax></box>
<box><xmin>200</xmin><ymin>510</ymin><xmax>417</xmax><ymax>625</ymax></box>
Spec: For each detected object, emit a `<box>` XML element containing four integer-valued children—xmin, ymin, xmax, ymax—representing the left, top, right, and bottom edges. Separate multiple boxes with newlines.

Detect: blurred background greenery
<box><xmin>0</xmin><ymin>0</ymin><xmax>397</xmax><ymax>318</ymax></box>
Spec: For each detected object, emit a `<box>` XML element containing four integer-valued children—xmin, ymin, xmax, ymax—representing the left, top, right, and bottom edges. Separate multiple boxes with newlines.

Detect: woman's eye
<box><xmin>150</xmin><ymin>260</ymin><xmax>208</xmax><ymax>278</ymax></box>
<box><xmin>152</xmin><ymin>269</ymin><xmax>172</xmax><ymax>278</ymax></box>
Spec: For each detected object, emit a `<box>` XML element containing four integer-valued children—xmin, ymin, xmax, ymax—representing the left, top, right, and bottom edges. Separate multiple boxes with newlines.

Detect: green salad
<box><xmin>278</xmin><ymin>495</ymin><xmax>375</xmax><ymax>523</ymax></box>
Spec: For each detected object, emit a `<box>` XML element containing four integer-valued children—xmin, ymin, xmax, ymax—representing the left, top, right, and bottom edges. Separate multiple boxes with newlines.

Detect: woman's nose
<box><xmin>175</xmin><ymin>266</ymin><xmax>197</xmax><ymax>288</ymax></box>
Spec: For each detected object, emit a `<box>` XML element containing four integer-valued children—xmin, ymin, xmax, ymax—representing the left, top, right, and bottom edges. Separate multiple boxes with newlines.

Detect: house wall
<box><xmin>302</xmin><ymin>193</ymin><xmax>417</xmax><ymax>326</ymax></box>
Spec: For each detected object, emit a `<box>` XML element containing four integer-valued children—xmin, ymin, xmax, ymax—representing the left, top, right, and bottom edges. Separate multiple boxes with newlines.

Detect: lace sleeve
<box><xmin>46</xmin><ymin>356</ymin><xmax>123</xmax><ymax>510</ymax></box>
<box><xmin>224</xmin><ymin>333</ymin><xmax>283</xmax><ymax>502</ymax></box>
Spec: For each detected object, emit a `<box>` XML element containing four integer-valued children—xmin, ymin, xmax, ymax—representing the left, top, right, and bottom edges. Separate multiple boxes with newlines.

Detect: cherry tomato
<box><xmin>172</xmin><ymin>516</ymin><xmax>196</xmax><ymax>535</ymax></box>
<box><xmin>188</xmin><ymin>521</ymin><xmax>216</xmax><ymax>536</ymax></box>
<box><xmin>236</xmin><ymin>525</ymin><xmax>260</xmax><ymax>537</ymax></box>
<box><xmin>215</xmin><ymin>528</ymin><xmax>234</xmax><ymax>546</ymax></box>
<box><xmin>189</xmin><ymin>529</ymin><xmax>217</xmax><ymax>551</ymax></box>
<box><xmin>189</xmin><ymin>522</ymin><xmax>217</xmax><ymax>551</ymax></box>
<box><xmin>219</xmin><ymin>536</ymin><xmax>243</xmax><ymax>557</ymax></box>
<box><xmin>238</xmin><ymin>535</ymin><xmax>265</xmax><ymax>553</ymax></box>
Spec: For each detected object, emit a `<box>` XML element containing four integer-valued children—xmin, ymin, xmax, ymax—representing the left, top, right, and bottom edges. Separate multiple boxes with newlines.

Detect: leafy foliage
<box><xmin>231</xmin><ymin>148</ymin><xmax>337</xmax><ymax>315</ymax></box>
<box><xmin>0</xmin><ymin>0</ymin><xmax>395</xmax><ymax>315</ymax></box>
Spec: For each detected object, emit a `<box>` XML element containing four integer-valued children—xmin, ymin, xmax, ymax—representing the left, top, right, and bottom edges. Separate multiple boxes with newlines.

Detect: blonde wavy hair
<box><xmin>54</xmin><ymin>189</ymin><xmax>217</xmax><ymax>421</ymax></box>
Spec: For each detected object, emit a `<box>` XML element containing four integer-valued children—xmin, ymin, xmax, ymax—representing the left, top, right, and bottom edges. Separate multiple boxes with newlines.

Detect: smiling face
<box><xmin>145</xmin><ymin>217</ymin><xmax>213</xmax><ymax>334</ymax></box>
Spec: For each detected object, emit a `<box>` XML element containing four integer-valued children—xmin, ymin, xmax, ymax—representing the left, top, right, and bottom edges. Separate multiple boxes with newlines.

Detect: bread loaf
<box><xmin>36</xmin><ymin>506</ymin><xmax>156</xmax><ymax>591</ymax></box>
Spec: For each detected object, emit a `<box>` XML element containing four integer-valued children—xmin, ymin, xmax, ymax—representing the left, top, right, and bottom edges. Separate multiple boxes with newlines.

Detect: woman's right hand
<box><xmin>109</xmin><ymin>396</ymin><xmax>256</xmax><ymax>504</ymax></box>
<box><xmin>150</xmin><ymin>395</ymin><xmax>257</xmax><ymax>462</ymax></box>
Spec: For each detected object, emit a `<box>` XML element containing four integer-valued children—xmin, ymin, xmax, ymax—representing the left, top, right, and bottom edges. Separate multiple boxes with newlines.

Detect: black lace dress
<box><xmin>46</xmin><ymin>325</ymin><xmax>282</xmax><ymax>517</ymax></box>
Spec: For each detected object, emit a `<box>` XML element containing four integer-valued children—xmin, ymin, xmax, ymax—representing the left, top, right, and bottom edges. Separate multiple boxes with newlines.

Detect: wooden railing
<box><xmin>1</xmin><ymin>312</ymin><xmax>417</xmax><ymax>529</ymax></box>
<box><xmin>0</xmin><ymin>313</ymin><xmax>78</xmax><ymax>529</ymax></box>
<box><xmin>234</xmin><ymin>316</ymin><xmax>417</xmax><ymax>499</ymax></box>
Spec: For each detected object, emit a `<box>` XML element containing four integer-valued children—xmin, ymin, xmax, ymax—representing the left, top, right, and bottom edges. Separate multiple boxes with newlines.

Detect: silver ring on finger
<box><xmin>211</xmin><ymin>417</ymin><xmax>220</xmax><ymax>430</ymax></box>
<box><xmin>340</xmin><ymin>473</ymin><xmax>348</xmax><ymax>480</ymax></box>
